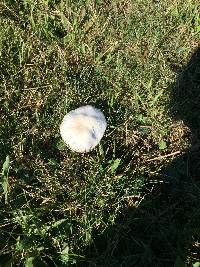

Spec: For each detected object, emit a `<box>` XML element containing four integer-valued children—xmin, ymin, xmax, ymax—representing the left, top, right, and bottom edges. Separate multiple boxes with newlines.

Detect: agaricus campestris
<box><xmin>60</xmin><ymin>105</ymin><xmax>107</xmax><ymax>153</ymax></box>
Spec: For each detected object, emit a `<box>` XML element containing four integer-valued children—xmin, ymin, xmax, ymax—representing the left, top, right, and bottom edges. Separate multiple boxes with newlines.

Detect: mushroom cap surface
<box><xmin>60</xmin><ymin>105</ymin><xmax>107</xmax><ymax>152</ymax></box>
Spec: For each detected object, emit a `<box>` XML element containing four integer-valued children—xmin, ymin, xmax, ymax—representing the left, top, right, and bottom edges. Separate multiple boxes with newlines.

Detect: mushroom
<box><xmin>60</xmin><ymin>105</ymin><xmax>107</xmax><ymax>153</ymax></box>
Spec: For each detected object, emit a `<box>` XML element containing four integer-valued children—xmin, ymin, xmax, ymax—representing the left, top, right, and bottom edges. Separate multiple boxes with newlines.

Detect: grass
<box><xmin>0</xmin><ymin>0</ymin><xmax>200</xmax><ymax>266</ymax></box>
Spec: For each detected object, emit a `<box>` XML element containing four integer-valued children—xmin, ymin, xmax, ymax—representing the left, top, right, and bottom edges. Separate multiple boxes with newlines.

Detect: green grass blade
<box><xmin>1</xmin><ymin>155</ymin><xmax>10</xmax><ymax>204</ymax></box>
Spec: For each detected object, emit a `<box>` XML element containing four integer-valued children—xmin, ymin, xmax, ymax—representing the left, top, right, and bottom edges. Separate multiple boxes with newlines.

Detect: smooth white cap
<box><xmin>60</xmin><ymin>105</ymin><xmax>107</xmax><ymax>152</ymax></box>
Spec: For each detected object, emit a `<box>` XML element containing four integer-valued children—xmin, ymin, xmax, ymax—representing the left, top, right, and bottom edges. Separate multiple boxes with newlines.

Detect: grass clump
<box><xmin>0</xmin><ymin>0</ymin><xmax>200</xmax><ymax>266</ymax></box>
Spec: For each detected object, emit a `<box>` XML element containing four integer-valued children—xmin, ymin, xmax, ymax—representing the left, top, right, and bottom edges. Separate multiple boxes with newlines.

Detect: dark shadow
<box><xmin>80</xmin><ymin>48</ymin><xmax>200</xmax><ymax>266</ymax></box>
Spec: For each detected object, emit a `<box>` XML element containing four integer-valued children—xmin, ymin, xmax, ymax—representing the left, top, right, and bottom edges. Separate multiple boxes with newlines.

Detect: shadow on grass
<box><xmin>80</xmin><ymin>48</ymin><xmax>200</xmax><ymax>266</ymax></box>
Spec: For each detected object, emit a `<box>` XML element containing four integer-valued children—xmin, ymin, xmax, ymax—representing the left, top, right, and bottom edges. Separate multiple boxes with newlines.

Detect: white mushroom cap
<box><xmin>60</xmin><ymin>105</ymin><xmax>107</xmax><ymax>153</ymax></box>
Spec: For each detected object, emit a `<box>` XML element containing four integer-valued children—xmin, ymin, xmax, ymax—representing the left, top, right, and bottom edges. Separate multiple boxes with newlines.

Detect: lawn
<box><xmin>0</xmin><ymin>0</ymin><xmax>200</xmax><ymax>266</ymax></box>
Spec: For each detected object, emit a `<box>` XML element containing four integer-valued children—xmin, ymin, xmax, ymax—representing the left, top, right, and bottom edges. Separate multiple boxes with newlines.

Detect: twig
<box><xmin>146</xmin><ymin>150</ymin><xmax>181</xmax><ymax>162</ymax></box>
<box><xmin>0</xmin><ymin>222</ymin><xmax>13</xmax><ymax>228</ymax></box>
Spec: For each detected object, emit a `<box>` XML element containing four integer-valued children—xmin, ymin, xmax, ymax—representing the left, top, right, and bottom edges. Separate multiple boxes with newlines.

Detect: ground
<box><xmin>0</xmin><ymin>0</ymin><xmax>200</xmax><ymax>266</ymax></box>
